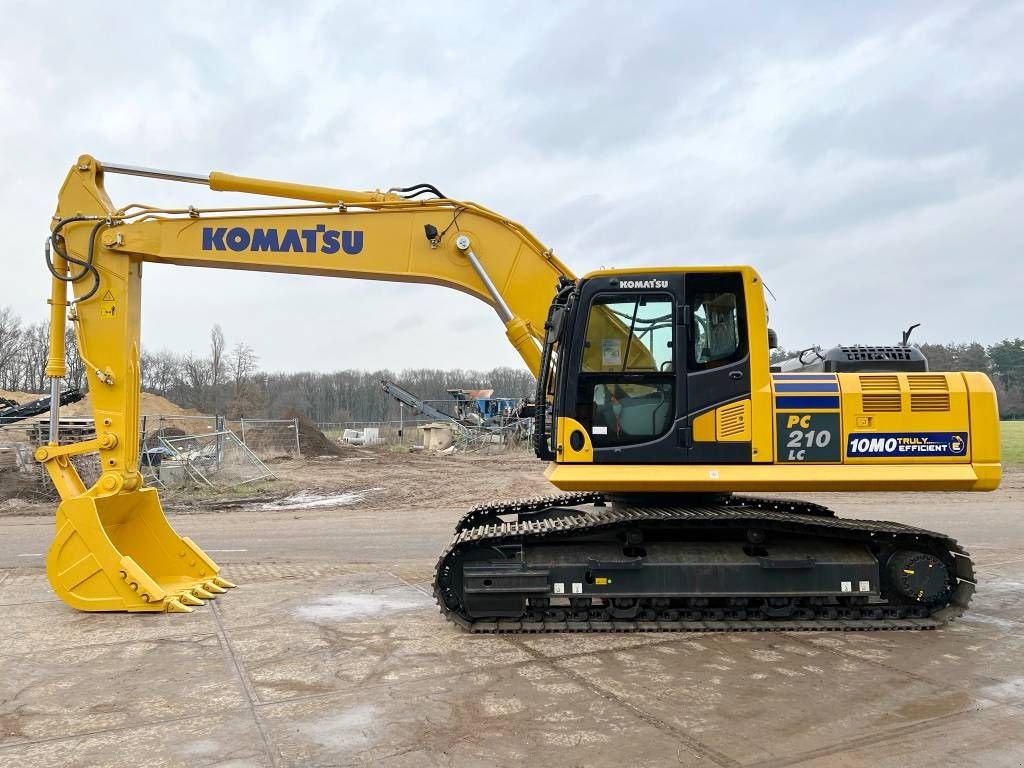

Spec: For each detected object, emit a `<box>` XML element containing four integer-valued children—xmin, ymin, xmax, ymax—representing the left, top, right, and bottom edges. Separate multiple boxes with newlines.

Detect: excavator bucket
<box><xmin>46</xmin><ymin>487</ymin><xmax>235</xmax><ymax>612</ymax></box>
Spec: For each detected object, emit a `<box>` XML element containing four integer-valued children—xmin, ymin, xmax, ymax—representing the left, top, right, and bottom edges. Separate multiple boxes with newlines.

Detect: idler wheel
<box><xmin>887</xmin><ymin>551</ymin><xmax>951</xmax><ymax>605</ymax></box>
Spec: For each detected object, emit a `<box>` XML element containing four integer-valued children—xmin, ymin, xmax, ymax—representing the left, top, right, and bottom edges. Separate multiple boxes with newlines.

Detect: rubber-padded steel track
<box><xmin>434</xmin><ymin>495</ymin><xmax>974</xmax><ymax>633</ymax></box>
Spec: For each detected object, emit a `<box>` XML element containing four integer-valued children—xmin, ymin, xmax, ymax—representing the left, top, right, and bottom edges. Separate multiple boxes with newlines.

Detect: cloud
<box><xmin>1</xmin><ymin>0</ymin><xmax>1021</xmax><ymax>375</ymax></box>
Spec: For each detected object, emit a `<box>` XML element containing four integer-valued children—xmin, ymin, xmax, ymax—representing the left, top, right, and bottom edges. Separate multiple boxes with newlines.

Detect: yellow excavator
<box><xmin>37</xmin><ymin>155</ymin><xmax>1000</xmax><ymax>629</ymax></box>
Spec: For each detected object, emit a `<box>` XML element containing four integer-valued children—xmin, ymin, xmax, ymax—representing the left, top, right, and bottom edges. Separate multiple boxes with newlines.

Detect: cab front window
<box><xmin>575</xmin><ymin>293</ymin><xmax>674</xmax><ymax>446</ymax></box>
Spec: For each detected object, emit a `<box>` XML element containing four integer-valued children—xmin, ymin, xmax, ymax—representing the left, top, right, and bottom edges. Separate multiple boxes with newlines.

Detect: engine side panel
<box><xmin>546</xmin><ymin>371</ymin><xmax>1001</xmax><ymax>492</ymax></box>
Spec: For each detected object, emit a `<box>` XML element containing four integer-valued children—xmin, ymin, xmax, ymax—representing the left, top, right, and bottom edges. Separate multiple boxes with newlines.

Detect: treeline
<box><xmin>0</xmin><ymin>308</ymin><xmax>534</xmax><ymax>421</ymax></box>
<box><xmin>145</xmin><ymin>326</ymin><xmax>535</xmax><ymax>422</ymax></box>
<box><xmin>3</xmin><ymin>305</ymin><xmax>1022</xmax><ymax>419</ymax></box>
<box><xmin>0</xmin><ymin>307</ymin><xmax>85</xmax><ymax>393</ymax></box>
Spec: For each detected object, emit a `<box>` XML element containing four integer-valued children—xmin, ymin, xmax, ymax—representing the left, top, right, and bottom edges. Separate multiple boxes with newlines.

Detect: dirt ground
<box><xmin>0</xmin><ymin>447</ymin><xmax>552</xmax><ymax>517</ymax></box>
<box><xmin>256</xmin><ymin>448</ymin><xmax>552</xmax><ymax>510</ymax></box>
<box><xmin>0</xmin><ymin>453</ymin><xmax>1022</xmax><ymax>767</ymax></box>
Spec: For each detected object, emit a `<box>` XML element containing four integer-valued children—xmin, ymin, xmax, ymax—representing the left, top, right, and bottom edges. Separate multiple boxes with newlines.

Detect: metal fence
<box><xmin>319</xmin><ymin>417</ymin><xmax>534</xmax><ymax>451</ymax></box>
<box><xmin>319</xmin><ymin>418</ymin><xmax>436</xmax><ymax>445</ymax></box>
<box><xmin>237</xmin><ymin>418</ymin><xmax>302</xmax><ymax>459</ymax></box>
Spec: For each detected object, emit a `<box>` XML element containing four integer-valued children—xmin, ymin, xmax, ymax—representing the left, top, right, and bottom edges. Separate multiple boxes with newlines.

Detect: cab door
<box><xmin>683</xmin><ymin>271</ymin><xmax>753</xmax><ymax>463</ymax></box>
<box><xmin>562</xmin><ymin>274</ymin><xmax>688</xmax><ymax>463</ymax></box>
<box><xmin>557</xmin><ymin>271</ymin><xmax>753</xmax><ymax>465</ymax></box>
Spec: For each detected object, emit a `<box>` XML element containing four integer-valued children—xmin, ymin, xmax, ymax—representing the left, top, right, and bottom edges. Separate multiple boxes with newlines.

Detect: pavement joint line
<box><xmin>388</xmin><ymin>571</ymin><xmax>432</xmax><ymax>598</ymax></box>
<box><xmin>976</xmin><ymin>556</ymin><xmax>1024</xmax><ymax>567</ymax></box>
<box><xmin>211</xmin><ymin>600</ymin><xmax>279</xmax><ymax>768</ymax></box>
<box><xmin>744</xmin><ymin>699</ymin><xmax>1008</xmax><ymax>768</ymax></box>
<box><xmin>505</xmin><ymin>636</ymin><xmax>743</xmax><ymax>768</ymax></box>
<box><xmin>249</xmin><ymin>655</ymin><xmax>546</xmax><ymax>709</ymax></box>
<box><xmin>238</xmin><ymin>629</ymin><xmax>717</xmax><ymax>713</ymax></box>
<box><xmin>1002</xmin><ymin>697</ymin><xmax>1024</xmax><ymax>713</ymax></box>
<box><xmin>0</xmin><ymin>631</ymin><xmax>223</xmax><ymax>661</ymax></box>
<box><xmin>0</xmin><ymin>706</ymin><xmax>251</xmax><ymax>753</ymax></box>
<box><xmin>963</xmin><ymin>609</ymin><xmax>1024</xmax><ymax>627</ymax></box>
<box><xmin>786</xmin><ymin>633</ymin><xmax>1016</xmax><ymax>708</ymax></box>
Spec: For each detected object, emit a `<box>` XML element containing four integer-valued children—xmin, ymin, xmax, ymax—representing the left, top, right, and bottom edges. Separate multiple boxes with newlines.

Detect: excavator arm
<box><xmin>39</xmin><ymin>154</ymin><xmax>579</xmax><ymax>612</ymax></box>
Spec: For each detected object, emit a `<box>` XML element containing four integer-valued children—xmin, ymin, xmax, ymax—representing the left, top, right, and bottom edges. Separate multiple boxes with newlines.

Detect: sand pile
<box><xmin>60</xmin><ymin>392</ymin><xmax>203</xmax><ymax>419</ymax></box>
<box><xmin>0</xmin><ymin>390</ymin><xmax>42</xmax><ymax>405</ymax></box>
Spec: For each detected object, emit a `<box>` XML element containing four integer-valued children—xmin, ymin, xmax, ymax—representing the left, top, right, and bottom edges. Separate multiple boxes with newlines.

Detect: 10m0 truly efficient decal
<box><xmin>847</xmin><ymin>432</ymin><xmax>968</xmax><ymax>458</ymax></box>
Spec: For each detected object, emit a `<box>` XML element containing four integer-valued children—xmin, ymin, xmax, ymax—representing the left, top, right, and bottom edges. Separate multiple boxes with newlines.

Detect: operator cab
<box><xmin>538</xmin><ymin>268</ymin><xmax>763</xmax><ymax>465</ymax></box>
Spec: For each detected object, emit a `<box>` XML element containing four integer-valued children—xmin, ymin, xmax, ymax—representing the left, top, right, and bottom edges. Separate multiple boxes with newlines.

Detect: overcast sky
<box><xmin>1</xmin><ymin>1</ymin><xmax>1021</xmax><ymax>372</ymax></box>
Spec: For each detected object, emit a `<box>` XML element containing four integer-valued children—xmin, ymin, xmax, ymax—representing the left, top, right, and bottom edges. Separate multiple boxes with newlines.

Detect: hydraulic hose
<box><xmin>46</xmin><ymin>217</ymin><xmax>106</xmax><ymax>304</ymax></box>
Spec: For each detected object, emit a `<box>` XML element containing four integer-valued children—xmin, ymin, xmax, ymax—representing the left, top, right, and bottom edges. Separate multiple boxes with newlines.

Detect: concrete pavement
<box><xmin>1</xmin><ymin>480</ymin><xmax>1022</xmax><ymax>766</ymax></box>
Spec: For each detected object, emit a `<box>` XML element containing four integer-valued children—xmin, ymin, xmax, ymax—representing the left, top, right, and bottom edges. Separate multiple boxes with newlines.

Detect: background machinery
<box><xmin>38</xmin><ymin>156</ymin><xmax>1000</xmax><ymax>628</ymax></box>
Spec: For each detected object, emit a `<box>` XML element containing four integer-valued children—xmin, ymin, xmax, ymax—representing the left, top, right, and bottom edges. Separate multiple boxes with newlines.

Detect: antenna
<box><xmin>901</xmin><ymin>323</ymin><xmax>921</xmax><ymax>346</ymax></box>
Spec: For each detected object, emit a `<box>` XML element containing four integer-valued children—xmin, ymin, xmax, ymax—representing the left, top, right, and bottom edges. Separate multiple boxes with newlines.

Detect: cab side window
<box><xmin>687</xmin><ymin>273</ymin><xmax>747</xmax><ymax>370</ymax></box>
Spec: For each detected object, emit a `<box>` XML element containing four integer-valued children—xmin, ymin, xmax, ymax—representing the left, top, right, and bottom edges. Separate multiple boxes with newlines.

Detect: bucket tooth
<box><xmin>212</xmin><ymin>576</ymin><xmax>237</xmax><ymax>589</ymax></box>
<box><xmin>165</xmin><ymin>598</ymin><xmax>193</xmax><ymax>613</ymax></box>
<box><xmin>179</xmin><ymin>593</ymin><xmax>204</xmax><ymax>607</ymax></box>
<box><xmin>204</xmin><ymin>581</ymin><xmax>228</xmax><ymax>594</ymax></box>
<box><xmin>192</xmin><ymin>587</ymin><xmax>216</xmax><ymax>600</ymax></box>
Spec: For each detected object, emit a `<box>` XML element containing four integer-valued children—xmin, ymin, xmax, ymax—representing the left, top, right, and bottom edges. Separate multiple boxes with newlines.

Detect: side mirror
<box><xmin>546</xmin><ymin>307</ymin><xmax>565</xmax><ymax>344</ymax></box>
<box><xmin>767</xmin><ymin>327</ymin><xmax>779</xmax><ymax>350</ymax></box>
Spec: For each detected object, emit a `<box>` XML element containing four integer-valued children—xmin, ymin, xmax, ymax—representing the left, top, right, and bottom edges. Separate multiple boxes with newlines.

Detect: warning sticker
<box><xmin>100</xmin><ymin>290</ymin><xmax>117</xmax><ymax>320</ymax></box>
<box><xmin>601</xmin><ymin>339</ymin><xmax>621</xmax><ymax>368</ymax></box>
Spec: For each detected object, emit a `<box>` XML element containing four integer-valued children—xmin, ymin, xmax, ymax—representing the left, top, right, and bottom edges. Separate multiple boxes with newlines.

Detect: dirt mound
<box><xmin>295</xmin><ymin>417</ymin><xmax>345</xmax><ymax>456</ymax></box>
<box><xmin>245</xmin><ymin>425</ymin><xmax>345</xmax><ymax>458</ymax></box>
<box><xmin>243</xmin><ymin>411</ymin><xmax>344</xmax><ymax>457</ymax></box>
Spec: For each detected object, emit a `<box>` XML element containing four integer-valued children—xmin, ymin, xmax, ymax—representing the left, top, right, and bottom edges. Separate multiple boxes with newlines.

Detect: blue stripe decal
<box><xmin>770</xmin><ymin>376</ymin><xmax>835</xmax><ymax>382</ymax></box>
<box><xmin>775</xmin><ymin>395</ymin><xmax>841</xmax><ymax>410</ymax></box>
<box><xmin>773</xmin><ymin>383</ymin><xmax>840</xmax><ymax>393</ymax></box>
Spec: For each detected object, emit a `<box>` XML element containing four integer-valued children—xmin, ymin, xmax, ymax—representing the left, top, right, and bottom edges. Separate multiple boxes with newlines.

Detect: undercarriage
<box><xmin>433</xmin><ymin>493</ymin><xmax>974</xmax><ymax>632</ymax></box>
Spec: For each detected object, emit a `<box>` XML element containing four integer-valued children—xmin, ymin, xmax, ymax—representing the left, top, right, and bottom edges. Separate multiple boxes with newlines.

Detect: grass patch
<box><xmin>1002</xmin><ymin>421</ymin><xmax>1024</xmax><ymax>465</ymax></box>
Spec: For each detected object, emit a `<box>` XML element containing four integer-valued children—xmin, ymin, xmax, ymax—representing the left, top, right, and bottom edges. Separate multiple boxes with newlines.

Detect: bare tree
<box><xmin>230</xmin><ymin>341</ymin><xmax>258</xmax><ymax>395</ymax></box>
<box><xmin>181</xmin><ymin>352</ymin><xmax>212</xmax><ymax>410</ymax></box>
<box><xmin>205</xmin><ymin>324</ymin><xmax>227</xmax><ymax>412</ymax></box>
<box><xmin>209</xmin><ymin>325</ymin><xmax>226</xmax><ymax>390</ymax></box>
<box><xmin>64</xmin><ymin>324</ymin><xmax>86</xmax><ymax>391</ymax></box>
<box><xmin>0</xmin><ymin>307</ymin><xmax>23</xmax><ymax>390</ymax></box>
<box><xmin>19</xmin><ymin>322</ymin><xmax>50</xmax><ymax>392</ymax></box>
<box><xmin>141</xmin><ymin>348</ymin><xmax>184</xmax><ymax>394</ymax></box>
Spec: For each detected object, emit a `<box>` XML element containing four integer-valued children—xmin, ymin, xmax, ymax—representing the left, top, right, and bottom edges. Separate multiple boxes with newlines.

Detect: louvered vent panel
<box><xmin>911</xmin><ymin>393</ymin><xmax>950</xmax><ymax>412</ymax></box>
<box><xmin>863</xmin><ymin>393</ymin><xmax>902</xmax><ymax>412</ymax></box>
<box><xmin>860</xmin><ymin>375</ymin><xmax>901</xmax><ymax>411</ymax></box>
<box><xmin>908</xmin><ymin>375</ymin><xmax>949</xmax><ymax>392</ymax></box>
<box><xmin>719</xmin><ymin>403</ymin><xmax>746</xmax><ymax>437</ymax></box>
<box><xmin>860</xmin><ymin>375</ymin><xmax>899</xmax><ymax>391</ymax></box>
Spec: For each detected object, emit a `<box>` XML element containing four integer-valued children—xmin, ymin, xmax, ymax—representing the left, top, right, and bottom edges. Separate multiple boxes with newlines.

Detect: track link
<box><xmin>434</xmin><ymin>495</ymin><xmax>974</xmax><ymax>633</ymax></box>
<box><xmin>454</xmin><ymin>491</ymin><xmax>605</xmax><ymax>532</ymax></box>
